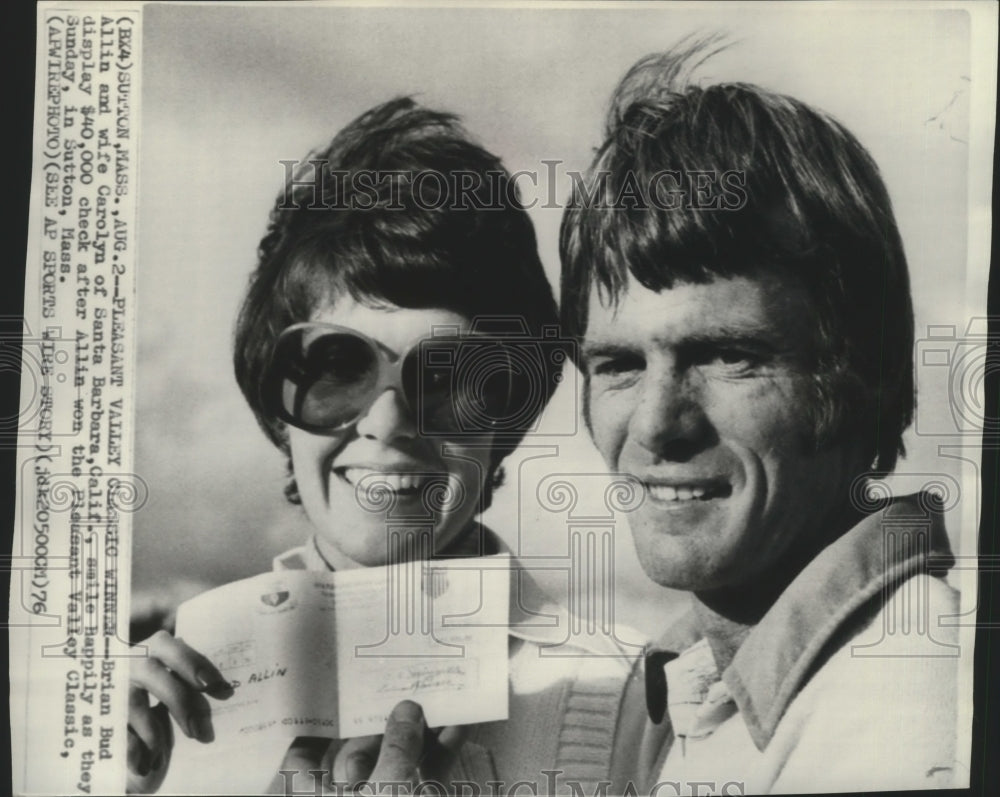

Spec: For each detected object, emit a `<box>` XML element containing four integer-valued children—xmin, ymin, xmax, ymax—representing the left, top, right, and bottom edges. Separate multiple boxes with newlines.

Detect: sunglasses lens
<box><xmin>402</xmin><ymin>344</ymin><xmax>451</xmax><ymax>433</ymax></box>
<box><xmin>277</xmin><ymin>331</ymin><xmax>379</xmax><ymax>431</ymax></box>
<box><xmin>405</xmin><ymin>341</ymin><xmax>517</xmax><ymax>435</ymax></box>
<box><xmin>270</xmin><ymin>328</ymin><xmax>542</xmax><ymax>436</ymax></box>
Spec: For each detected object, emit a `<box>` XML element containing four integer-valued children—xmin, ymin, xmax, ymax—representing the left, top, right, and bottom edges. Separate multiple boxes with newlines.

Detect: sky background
<box><xmin>131</xmin><ymin>1</ymin><xmax>985</xmax><ymax>641</ymax></box>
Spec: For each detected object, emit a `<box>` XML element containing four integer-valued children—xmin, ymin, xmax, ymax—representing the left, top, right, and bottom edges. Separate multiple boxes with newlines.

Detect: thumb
<box><xmin>366</xmin><ymin>701</ymin><xmax>426</xmax><ymax>787</ymax></box>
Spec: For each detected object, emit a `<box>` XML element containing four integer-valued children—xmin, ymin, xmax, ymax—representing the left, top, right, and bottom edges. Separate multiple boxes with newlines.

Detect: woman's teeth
<box><xmin>340</xmin><ymin>467</ymin><xmax>432</xmax><ymax>493</ymax></box>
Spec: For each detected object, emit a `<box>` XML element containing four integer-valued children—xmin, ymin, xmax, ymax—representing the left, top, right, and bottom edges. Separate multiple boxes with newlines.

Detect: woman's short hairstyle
<box><xmin>235</xmin><ymin>97</ymin><xmax>560</xmax><ymax>502</ymax></box>
<box><xmin>560</xmin><ymin>39</ymin><xmax>914</xmax><ymax>474</ymax></box>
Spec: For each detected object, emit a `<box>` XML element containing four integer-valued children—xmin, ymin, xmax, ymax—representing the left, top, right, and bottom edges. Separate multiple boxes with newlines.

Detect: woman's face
<box><xmin>286</xmin><ymin>297</ymin><xmax>495</xmax><ymax>569</ymax></box>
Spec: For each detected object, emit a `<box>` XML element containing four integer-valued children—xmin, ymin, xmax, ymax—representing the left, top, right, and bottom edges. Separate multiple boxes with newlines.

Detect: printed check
<box><xmin>172</xmin><ymin>554</ymin><xmax>511</xmax><ymax>743</ymax></box>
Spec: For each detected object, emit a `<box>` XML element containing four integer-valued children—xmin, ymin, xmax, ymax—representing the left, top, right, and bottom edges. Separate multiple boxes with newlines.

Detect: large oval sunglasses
<box><xmin>262</xmin><ymin>322</ymin><xmax>551</xmax><ymax>437</ymax></box>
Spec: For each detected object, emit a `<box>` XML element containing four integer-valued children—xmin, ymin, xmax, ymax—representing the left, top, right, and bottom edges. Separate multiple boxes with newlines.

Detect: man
<box><xmin>556</xmin><ymin>43</ymin><xmax>964</xmax><ymax>793</ymax></box>
<box><xmin>318</xmin><ymin>43</ymin><xmax>964</xmax><ymax>795</ymax></box>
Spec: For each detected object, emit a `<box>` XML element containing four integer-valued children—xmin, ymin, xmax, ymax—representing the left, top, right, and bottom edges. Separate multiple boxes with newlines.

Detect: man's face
<box><xmin>582</xmin><ymin>273</ymin><xmax>861</xmax><ymax>592</ymax></box>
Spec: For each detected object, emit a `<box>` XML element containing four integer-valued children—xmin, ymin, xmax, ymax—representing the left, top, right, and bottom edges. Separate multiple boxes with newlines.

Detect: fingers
<box><xmin>131</xmin><ymin>656</ymin><xmax>214</xmax><ymax>742</ymax></box>
<box><xmin>420</xmin><ymin>725</ymin><xmax>466</xmax><ymax>781</ymax></box>
<box><xmin>126</xmin><ymin>702</ymin><xmax>172</xmax><ymax>794</ymax></box>
<box><xmin>433</xmin><ymin>725</ymin><xmax>464</xmax><ymax>754</ymax></box>
<box><xmin>280</xmin><ymin>736</ymin><xmax>334</xmax><ymax>774</ymax></box>
<box><xmin>144</xmin><ymin>630</ymin><xmax>232</xmax><ymax>697</ymax></box>
<box><xmin>130</xmin><ymin>630</ymin><xmax>232</xmax><ymax>744</ymax></box>
<box><xmin>332</xmin><ymin>734</ymin><xmax>381</xmax><ymax>785</ymax></box>
<box><xmin>268</xmin><ymin>737</ymin><xmax>336</xmax><ymax>795</ymax></box>
<box><xmin>367</xmin><ymin>701</ymin><xmax>426</xmax><ymax>785</ymax></box>
<box><xmin>128</xmin><ymin>693</ymin><xmax>172</xmax><ymax>767</ymax></box>
<box><xmin>128</xmin><ymin>726</ymin><xmax>153</xmax><ymax>778</ymax></box>
<box><xmin>277</xmin><ymin>704</ymin><xmax>460</xmax><ymax>794</ymax></box>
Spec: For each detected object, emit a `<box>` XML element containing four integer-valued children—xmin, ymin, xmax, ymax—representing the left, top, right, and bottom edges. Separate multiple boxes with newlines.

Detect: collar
<box><xmin>644</xmin><ymin>611</ymin><xmax>702</xmax><ymax>724</ymax></box>
<box><xmin>646</xmin><ymin>492</ymin><xmax>954</xmax><ymax>750</ymax></box>
<box><xmin>272</xmin><ymin>522</ymin><xmax>504</xmax><ymax>572</ymax></box>
<box><xmin>663</xmin><ymin>639</ymin><xmax>739</xmax><ymax>740</ymax></box>
<box><xmin>272</xmin><ymin>534</ymin><xmax>331</xmax><ymax>572</ymax></box>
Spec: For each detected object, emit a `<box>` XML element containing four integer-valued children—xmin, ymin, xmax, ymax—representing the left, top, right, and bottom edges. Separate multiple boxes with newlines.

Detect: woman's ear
<box><xmin>283</xmin><ymin>454</ymin><xmax>302</xmax><ymax>505</ymax></box>
<box><xmin>480</xmin><ymin>463</ymin><xmax>505</xmax><ymax>512</ymax></box>
<box><xmin>277</xmin><ymin>424</ymin><xmax>302</xmax><ymax>505</ymax></box>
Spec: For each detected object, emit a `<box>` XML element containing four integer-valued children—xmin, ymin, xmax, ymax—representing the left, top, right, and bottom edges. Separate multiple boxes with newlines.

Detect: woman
<box><xmin>128</xmin><ymin>98</ymin><xmax>631</xmax><ymax>795</ymax></box>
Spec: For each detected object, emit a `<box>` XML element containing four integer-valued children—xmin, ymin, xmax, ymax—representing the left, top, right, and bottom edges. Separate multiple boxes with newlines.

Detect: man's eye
<box><xmin>704</xmin><ymin>348</ymin><xmax>760</xmax><ymax>373</ymax></box>
<box><xmin>716</xmin><ymin>349</ymin><xmax>751</xmax><ymax>364</ymax></box>
<box><xmin>590</xmin><ymin>354</ymin><xmax>645</xmax><ymax>379</ymax></box>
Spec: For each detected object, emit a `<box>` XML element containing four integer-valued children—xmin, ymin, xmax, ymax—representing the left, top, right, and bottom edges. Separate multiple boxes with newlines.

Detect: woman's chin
<box><xmin>317</xmin><ymin>525</ymin><xmax>450</xmax><ymax>569</ymax></box>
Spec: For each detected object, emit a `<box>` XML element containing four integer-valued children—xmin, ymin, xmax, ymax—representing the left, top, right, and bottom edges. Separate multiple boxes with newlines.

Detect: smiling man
<box><xmin>559</xmin><ymin>43</ymin><xmax>964</xmax><ymax>793</ymax></box>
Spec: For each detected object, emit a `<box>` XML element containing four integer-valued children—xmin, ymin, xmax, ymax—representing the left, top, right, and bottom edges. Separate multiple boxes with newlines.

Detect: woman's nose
<box><xmin>354</xmin><ymin>388</ymin><xmax>419</xmax><ymax>442</ymax></box>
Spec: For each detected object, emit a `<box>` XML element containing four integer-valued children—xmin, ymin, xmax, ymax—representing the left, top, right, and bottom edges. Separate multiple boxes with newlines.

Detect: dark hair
<box><xmin>235</xmin><ymin>97</ymin><xmax>560</xmax><ymax>501</ymax></box>
<box><xmin>559</xmin><ymin>38</ymin><xmax>914</xmax><ymax>473</ymax></box>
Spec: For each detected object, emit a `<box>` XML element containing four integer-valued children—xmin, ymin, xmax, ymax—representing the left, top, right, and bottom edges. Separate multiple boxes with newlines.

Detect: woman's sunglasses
<box><xmin>262</xmin><ymin>322</ymin><xmax>544</xmax><ymax>437</ymax></box>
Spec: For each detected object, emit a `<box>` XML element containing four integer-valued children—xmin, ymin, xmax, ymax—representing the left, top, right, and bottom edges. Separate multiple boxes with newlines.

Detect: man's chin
<box><xmin>630</xmin><ymin>524</ymin><xmax>728</xmax><ymax>591</ymax></box>
<box><xmin>637</xmin><ymin>561</ymin><xmax>706</xmax><ymax>591</ymax></box>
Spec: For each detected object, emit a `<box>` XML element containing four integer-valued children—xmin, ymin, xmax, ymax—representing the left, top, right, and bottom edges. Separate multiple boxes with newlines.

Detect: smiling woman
<box><xmin>126</xmin><ymin>97</ymin><xmax>633</xmax><ymax>796</ymax></box>
<box><xmin>281</xmin><ymin>301</ymin><xmax>494</xmax><ymax>570</ymax></box>
<box><xmin>227</xmin><ymin>99</ymin><xmax>565</xmax><ymax>569</ymax></box>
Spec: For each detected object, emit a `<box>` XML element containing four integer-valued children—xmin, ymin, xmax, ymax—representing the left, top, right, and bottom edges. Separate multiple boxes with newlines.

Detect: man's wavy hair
<box><xmin>560</xmin><ymin>38</ymin><xmax>914</xmax><ymax>474</ymax></box>
<box><xmin>235</xmin><ymin>97</ymin><xmax>559</xmax><ymax>504</ymax></box>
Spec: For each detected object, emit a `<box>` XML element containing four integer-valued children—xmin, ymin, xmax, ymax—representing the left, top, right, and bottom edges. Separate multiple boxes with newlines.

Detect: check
<box><xmin>172</xmin><ymin>554</ymin><xmax>511</xmax><ymax>744</ymax></box>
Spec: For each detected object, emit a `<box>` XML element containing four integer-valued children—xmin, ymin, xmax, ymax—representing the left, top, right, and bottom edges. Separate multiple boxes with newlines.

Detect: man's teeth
<box><xmin>647</xmin><ymin>485</ymin><xmax>712</xmax><ymax>502</ymax></box>
<box><xmin>341</xmin><ymin>468</ymin><xmax>431</xmax><ymax>492</ymax></box>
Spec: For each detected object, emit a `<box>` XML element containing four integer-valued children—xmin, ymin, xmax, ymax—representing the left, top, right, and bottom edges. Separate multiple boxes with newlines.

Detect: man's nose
<box><xmin>355</xmin><ymin>388</ymin><xmax>418</xmax><ymax>442</ymax></box>
<box><xmin>628</xmin><ymin>367</ymin><xmax>709</xmax><ymax>459</ymax></box>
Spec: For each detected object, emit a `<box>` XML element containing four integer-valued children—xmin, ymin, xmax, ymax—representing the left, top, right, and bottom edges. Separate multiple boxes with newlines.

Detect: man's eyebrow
<box><xmin>676</xmin><ymin>322</ymin><xmax>795</xmax><ymax>352</ymax></box>
<box><xmin>581</xmin><ymin>324</ymin><xmax>799</xmax><ymax>360</ymax></box>
<box><xmin>681</xmin><ymin>331</ymin><xmax>780</xmax><ymax>349</ymax></box>
<box><xmin>580</xmin><ymin>341</ymin><xmax>640</xmax><ymax>359</ymax></box>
